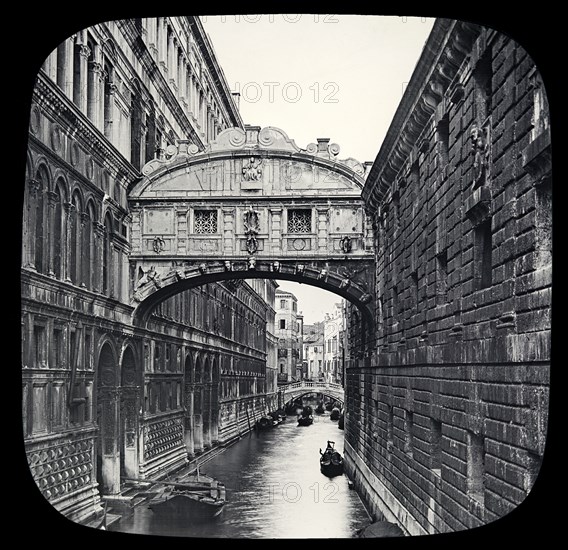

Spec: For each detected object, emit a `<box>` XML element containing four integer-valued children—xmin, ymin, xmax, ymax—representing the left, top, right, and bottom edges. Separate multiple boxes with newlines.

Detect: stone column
<box><xmin>190</xmin><ymin>74</ymin><xmax>196</xmax><ymax>118</ymax></box>
<box><xmin>93</xmin><ymin>221</ymin><xmax>105</xmax><ymax>293</ymax></box>
<box><xmin>171</xmin><ymin>43</ymin><xmax>179</xmax><ymax>91</ymax></box>
<box><xmin>203</xmin><ymin>383</ymin><xmax>212</xmax><ymax>449</ymax></box>
<box><xmin>167</xmin><ymin>31</ymin><xmax>175</xmax><ymax>78</ymax></box>
<box><xmin>179</xmin><ymin>56</ymin><xmax>187</xmax><ymax>104</ymax></box>
<box><xmin>157</xmin><ymin>18</ymin><xmax>167</xmax><ymax>70</ymax></box>
<box><xmin>193</xmin><ymin>385</ymin><xmax>204</xmax><ymax>453</ymax></box>
<box><xmin>63</xmin><ymin>202</ymin><xmax>76</xmax><ymax>283</ymax></box>
<box><xmin>79</xmin><ymin>212</ymin><xmax>90</xmax><ymax>287</ymax></box>
<box><xmin>62</xmin><ymin>38</ymin><xmax>75</xmax><ymax>99</ymax></box>
<box><xmin>316</xmin><ymin>208</ymin><xmax>329</xmax><ymax>253</ymax></box>
<box><xmin>43</xmin><ymin>50</ymin><xmax>57</xmax><ymax>81</ymax></box>
<box><xmin>269</xmin><ymin>207</ymin><xmax>283</xmax><ymax>254</ymax></box>
<box><xmin>46</xmin><ymin>191</ymin><xmax>58</xmax><ymax>277</ymax></box>
<box><xmin>146</xmin><ymin>17</ymin><xmax>157</xmax><ymax>52</ymax></box>
<box><xmin>74</xmin><ymin>44</ymin><xmax>90</xmax><ymax>112</ymax></box>
<box><xmin>87</xmin><ymin>61</ymin><xmax>103</xmax><ymax>127</ymax></box>
<box><xmin>98</xmin><ymin>67</ymin><xmax>107</xmax><ymax>135</ymax></box>
<box><xmin>99</xmin><ymin>388</ymin><xmax>121</xmax><ymax>495</ymax></box>
<box><xmin>184</xmin><ymin>389</ymin><xmax>195</xmax><ymax>456</ymax></box>
<box><xmin>24</xmin><ymin>178</ymin><xmax>42</xmax><ymax>269</ymax></box>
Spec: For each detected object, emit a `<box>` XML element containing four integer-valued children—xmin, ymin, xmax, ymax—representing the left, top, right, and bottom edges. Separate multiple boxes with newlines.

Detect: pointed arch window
<box><xmin>69</xmin><ymin>192</ymin><xmax>83</xmax><ymax>285</ymax></box>
<box><xmin>103</xmin><ymin>60</ymin><xmax>114</xmax><ymax>141</ymax></box>
<box><xmin>102</xmin><ymin>213</ymin><xmax>113</xmax><ymax>296</ymax></box>
<box><xmin>33</xmin><ymin>166</ymin><xmax>49</xmax><ymax>274</ymax></box>
<box><xmin>82</xmin><ymin>202</ymin><xmax>96</xmax><ymax>289</ymax></box>
<box><xmin>52</xmin><ymin>180</ymin><xmax>65</xmax><ymax>279</ymax></box>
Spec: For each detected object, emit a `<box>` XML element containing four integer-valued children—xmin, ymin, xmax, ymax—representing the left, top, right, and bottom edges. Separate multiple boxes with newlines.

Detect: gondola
<box><xmin>315</xmin><ymin>402</ymin><xmax>325</xmax><ymax>414</ymax></box>
<box><xmin>255</xmin><ymin>415</ymin><xmax>274</xmax><ymax>430</ymax></box>
<box><xmin>330</xmin><ymin>407</ymin><xmax>341</xmax><ymax>421</ymax></box>
<box><xmin>319</xmin><ymin>440</ymin><xmax>344</xmax><ymax>477</ymax></box>
<box><xmin>325</xmin><ymin>402</ymin><xmax>334</xmax><ymax>411</ymax></box>
<box><xmin>298</xmin><ymin>405</ymin><xmax>314</xmax><ymax>426</ymax></box>
<box><xmin>338</xmin><ymin>411</ymin><xmax>344</xmax><ymax>430</ymax></box>
<box><xmin>297</xmin><ymin>414</ymin><xmax>314</xmax><ymax>426</ymax></box>
<box><xmin>146</xmin><ymin>472</ymin><xmax>226</xmax><ymax>521</ymax></box>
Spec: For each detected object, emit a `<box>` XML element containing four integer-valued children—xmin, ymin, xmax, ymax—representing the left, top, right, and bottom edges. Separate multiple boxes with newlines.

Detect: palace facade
<box><xmin>22</xmin><ymin>16</ymin><xmax>277</xmax><ymax>525</ymax></box>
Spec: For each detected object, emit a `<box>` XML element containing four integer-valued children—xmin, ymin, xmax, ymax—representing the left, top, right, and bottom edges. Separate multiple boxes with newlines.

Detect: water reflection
<box><xmin>112</xmin><ymin>412</ymin><xmax>370</xmax><ymax>538</ymax></box>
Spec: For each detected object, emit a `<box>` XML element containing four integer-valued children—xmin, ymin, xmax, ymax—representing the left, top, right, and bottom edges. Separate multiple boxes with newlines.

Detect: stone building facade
<box><xmin>22</xmin><ymin>16</ymin><xmax>277</xmax><ymax>525</ymax></box>
<box><xmin>345</xmin><ymin>20</ymin><xmax>551</xmax><ymax>535</ymax></box>
<box><xmin>324</xmin><ymin>302</ymin><xmax>346</xmax><ymax>384</ymax></box>
<box><xmin>275</xmin><ymin>290</ymin><xmax>302</xmax><ymax>384</ymax></box>
<box><xmin>302</xmin><ymin>322</ymin><xmax>324</xmax><ymax>381</ymax></box>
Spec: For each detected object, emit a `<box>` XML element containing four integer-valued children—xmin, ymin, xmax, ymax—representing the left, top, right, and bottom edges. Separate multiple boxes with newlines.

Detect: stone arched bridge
<box><xmin>279</xmin><ymin>381</ymin><xmax>345</xmax><ymax>406</ymax></box>
<box><xmin>127</xmin><ymin>125</ymin><xmax>376</xmax><ymax>333</ymax></box>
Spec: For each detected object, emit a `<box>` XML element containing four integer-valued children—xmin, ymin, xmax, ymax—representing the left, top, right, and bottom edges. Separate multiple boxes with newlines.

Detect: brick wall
<box><xmin>347</xmin><ymin>21</ymin><xmax>551</xmax><ymax>535</ymax></box>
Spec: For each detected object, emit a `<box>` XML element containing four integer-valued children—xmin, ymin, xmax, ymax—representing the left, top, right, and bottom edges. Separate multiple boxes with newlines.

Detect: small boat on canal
<box><xmin>338</xmin><ymin>411</ymin><xmax>344</xmax><ymax>430</ymax></box>
<box><xmin>256</xmin><ymin>415</ymin><xmax>275</xmax><ymax>430</ymax></box>
<box><xmin>298</xmin><ymin>405</ymin><xmax>314</xmax><ymax>426</ymax></box>
<box><xmin>330</xmin><ymin>407</ymin><xmax>341</xmax><ymax>421</ymax></box>
<box><xmin>315</xmin><ymin>402</ymin><xmax>325</xmax><ymax>414</ymax></box>
<box><xmin>147</xmin><ymin>471</ymin><xmax>226</xmax><ymax>521</ymax></box>
<box><xmin>319</xmin><ymin>440</ymin><xmax>344</xmax><ymax>477</ymax></box>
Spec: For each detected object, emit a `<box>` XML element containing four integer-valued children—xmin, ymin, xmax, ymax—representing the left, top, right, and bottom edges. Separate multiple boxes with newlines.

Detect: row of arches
<box><xmin>24</xmin><ymin>159</ymin><xmax>118</xmax><ymax>296</ymax></box>
<box><xmin>95</xmin><ymin>338</ymin><xmax>226</xmax><ymax>494</ymax></box>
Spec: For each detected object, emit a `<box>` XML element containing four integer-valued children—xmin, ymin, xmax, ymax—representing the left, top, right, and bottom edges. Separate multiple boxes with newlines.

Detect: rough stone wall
<box><xmin>346</xmin><ymin>21</ymin><xmax>551</xmax><ymax>535</ymax></box>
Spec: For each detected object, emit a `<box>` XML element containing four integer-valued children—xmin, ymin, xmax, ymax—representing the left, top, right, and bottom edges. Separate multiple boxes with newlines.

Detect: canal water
<box><xmin>111</xmin><ymin>411</ymin><xmax>371</xmax><ymax>538</ymax></box>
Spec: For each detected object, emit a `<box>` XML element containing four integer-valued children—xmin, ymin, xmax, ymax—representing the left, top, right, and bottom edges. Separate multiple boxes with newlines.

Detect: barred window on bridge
<box><xmin>194</xmin><ymin>209</ymin><xmax>218</xmax><ymax>234</ymax></box>
<box><xmin>287</xmin><ymin>209</ymin><xmax>312</xmax><ymax>233</ymax></box>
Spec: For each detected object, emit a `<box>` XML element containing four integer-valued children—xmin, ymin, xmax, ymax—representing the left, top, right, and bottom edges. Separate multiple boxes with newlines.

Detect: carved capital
<box><xmin>27</xmin><ymin>178</ymin><xmax>42</xmax><ymax>197</ymax></box>
<box><xmin>64</xmin><ymin>201</ymin><xmax>76</xmax><ymax>217</ymax></box>
<box><xmin>89</xmin><ymin>61</ymin><xmax>103</xmax><ymax>74</ymax></box>
<box><xmin>46</xmin><ymin>190</ymin><xmax>58</xmax><ymax>207</ymax></box>
<box><xmin>78</xmin><ymin>44</ymin><xmax>91</xmax><ymax>58</ymax></box>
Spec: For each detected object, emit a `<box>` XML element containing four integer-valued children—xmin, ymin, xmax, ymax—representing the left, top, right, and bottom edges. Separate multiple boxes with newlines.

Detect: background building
<box><xmin>275</xmin><ymin>290</ymin><xmax>302</xmax><ymax>384</ymax></box>
<box><xmin>324</xmin><ymin>302</ymin><xmax>346</xmax><ymax>384</ymax></box>
<box><xmin>302</xmin><ymin>322</ymin><xmax>324</xmax><ymax>381</ymax></box>
<box><xmin>22</xmin><ymin>16</ymin><xmax>277</xmax><ymax>525</ymax></box>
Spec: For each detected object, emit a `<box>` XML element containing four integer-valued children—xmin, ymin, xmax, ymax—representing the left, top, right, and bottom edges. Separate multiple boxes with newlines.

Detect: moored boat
<box><xmin>315</xmin><ymin>402</ymin><xmax>325</xmax><ymax>414</ymax></box>
<box><xmin>330</xmin><ymin>407</ymin><xmax>341</xmax><ymax>421</ymax></box>
<box><xmin>319</xmin><ymin>440</ymin><xmax>344</xmax><ymax>477</ymax></box>
<box><xmin>147</xmin><ymin>472</ymin><xmax>226</xmax><ymax>521</ymax></box>
<box><xmin>255</xmin><ymin>415</ymin><xmax>274</xmax><ymax>430</ymax></box>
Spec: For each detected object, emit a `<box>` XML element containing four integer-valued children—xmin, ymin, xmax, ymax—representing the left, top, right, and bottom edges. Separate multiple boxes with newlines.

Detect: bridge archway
<box><xmin>128</xmin><ymin>126</ymin><xmax>375</xmax><ymax>343</ymax></box>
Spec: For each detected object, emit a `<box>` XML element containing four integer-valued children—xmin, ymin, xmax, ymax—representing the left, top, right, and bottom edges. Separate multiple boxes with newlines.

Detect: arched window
<box><xmin>82</xmin><ymin>201</ymin><xmax>95</xmax><ymax>289</ymax></box>
<box><xmin>131</xmin><ymin>83</ymin><xmax>143</xmax><ymax>170</ymax></box>
<box><xmin>145</xmin><ymin>104</ymin><xmax>156</xmax><ymax>164</ymax></box>
<box><xmin>102</xmin><ymin>213</ymin><xmax>113</xmax><ymax>296</ymax></box>
<box><xmin>69</xmin><ymin>192</ymin><xmax>83</xmax><ymax>285</ymax></box>
<box><xmin>52</xmin><ymin>180</ymin><xmax>65</xmax><ymax>279</ymax></box>
<box><xmin>103</xmin><ymin>60</ymin><xmax>114</xmax><ymax>140</ymax></box>
<box><xmin>34</xmin><ymin>165</ymin><xmax>49</xmax><ymax>273</ymax></box>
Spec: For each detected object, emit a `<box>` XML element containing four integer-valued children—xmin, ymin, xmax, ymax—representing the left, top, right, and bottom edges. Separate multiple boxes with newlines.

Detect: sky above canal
<box><xmin>201</xmin><ymin>14</ymin><xmax>435</xmax><ymax>164</ymax></box>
